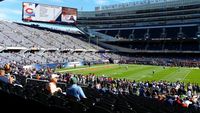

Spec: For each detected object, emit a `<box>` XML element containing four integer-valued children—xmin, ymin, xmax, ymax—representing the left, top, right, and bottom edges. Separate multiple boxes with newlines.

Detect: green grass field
<box><xmin>56</xmin><ymin>64</ymin><xmax>200</xmax><ymax>84</ymax></box>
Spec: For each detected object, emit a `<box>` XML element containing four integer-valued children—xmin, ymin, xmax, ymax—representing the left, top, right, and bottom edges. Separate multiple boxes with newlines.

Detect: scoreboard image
<box><xmin>22</xmin><ymin>2</ymin><xmax>77</xmax><ymax>24</ymax></box>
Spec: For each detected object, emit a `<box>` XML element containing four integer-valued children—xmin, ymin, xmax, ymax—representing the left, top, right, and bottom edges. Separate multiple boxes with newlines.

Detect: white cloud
<box><xmin>0</xmin><ymin>8</ymin><xmax>21</xmax><ymax>15</ymax></box>
<box><xmin>3</xmin><ymin>0</ymin><xmax>18</xmax><ymax>3</ymax></box>
<box><xmin>0</xmin><ymin>8</ymin><xmax>21</xmax><ymax>21</ymax></box>
<box><xmin>95</xmin><ymin>0</ymin><xmax>110</xmax><ymax>5</ymax></box>
<box><xmin>11</xmin><ymin>10</ymin><xmax>22</xmax><ymax>15</ymax></box>
<box><xmin>0</xmin><ymin>13</ymin><xmax>7</xmax><ymax>20</ymax></box>
<box><xmin>115</xmin><ymin>0</ymin><xmax>136</xmax><ymax>3</ymax></box>
<box><xmin>93</xmin><ymin>0</ymin><xmax>137</xmax><ymax>6</ymax></box>
<box><xmin>52</xmin><ymin>0</ymin><xmax>64</xmax><ymax>3</ymax></box>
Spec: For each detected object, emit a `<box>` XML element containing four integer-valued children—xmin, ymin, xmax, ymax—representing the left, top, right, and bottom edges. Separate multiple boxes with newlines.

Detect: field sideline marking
<box><xmin>57</xmin><ymin>64</ymin><xmax>117</xmax><ymax>72</ymax></box>
<box><xmin>125</xmin><ymin>66</ymin><xmax>159</xmax><ymax>80</ymax></box>
<box><xmin>109</xmin><ymin>65</ymin><xmax>143</xmax><ymax>77</ymax></box>
<box><xmin>157</xmin><ymin>67</ymin><xmax>179</xmax><ymax>81</ymax></box>
<box><xmin>182</xmin><ymin>69</ymin><xmax>192</xmax><ymax>81</ymax></box>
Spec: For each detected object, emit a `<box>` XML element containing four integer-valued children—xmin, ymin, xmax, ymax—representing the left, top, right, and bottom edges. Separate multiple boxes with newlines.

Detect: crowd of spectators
<box><xmin>0</xmin><ymin>62</ymin><xmax>200</xmax><ymax>112</ymax></box>
<box><xmin>55</xmin><ymin>73</ymin><xmax>200</xmax><ymax>109</ymax></box>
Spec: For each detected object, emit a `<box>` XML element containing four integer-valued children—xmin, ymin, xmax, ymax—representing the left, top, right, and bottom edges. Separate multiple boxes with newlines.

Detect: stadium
<box><xmin>0</xmin><ymin>0</ymin><xmax>200</xmax><ymax>113</ymax></box>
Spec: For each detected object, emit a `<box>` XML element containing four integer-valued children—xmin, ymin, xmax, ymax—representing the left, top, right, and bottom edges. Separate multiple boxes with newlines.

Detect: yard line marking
<box><xmin>182</xmin><ymin>69</ymin><xmax>191</xmax><ymax>81</ymax></box>
<box><xmin>160</xmin><ymin>68</ymin><xmax>180</xmax><ymax>80</ymax></box>
<box><xmin>57</xmin><ymin>64</ymin><xmax>116</xmax><ymax>72</ymax></box>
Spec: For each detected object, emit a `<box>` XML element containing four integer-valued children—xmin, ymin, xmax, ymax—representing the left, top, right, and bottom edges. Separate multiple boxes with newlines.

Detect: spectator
<box><xmin>47</xmin><ymin>74</ymin><xmax>62</xmax><ymax>95</ymax></box>
<box><xmin>0</xmin><ymin>68</ymin><xmax>14</xmax><ymax>84</ymax></box>
<box><xmin>67</xmin><ymin>77</ymin><xmax>86</xmax><ymax>101</ymax></box>
<box><xmin>4</xmin><ymin>63</ymin><xmax>11</xmax><ymax>74</ymax></box>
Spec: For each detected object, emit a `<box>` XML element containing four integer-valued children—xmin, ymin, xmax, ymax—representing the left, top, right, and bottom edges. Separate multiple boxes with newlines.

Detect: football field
<box><xmin>56</xmin><ymin>64</ymin><xmax>200</xmax><ymax>84</ymax></box>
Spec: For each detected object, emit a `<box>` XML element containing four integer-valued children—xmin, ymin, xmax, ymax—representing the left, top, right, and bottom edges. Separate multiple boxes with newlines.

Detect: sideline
<box><xmin>57</xmin><ymin>64</ymin><xmax>116</xmax><ymax>72</ymax></box>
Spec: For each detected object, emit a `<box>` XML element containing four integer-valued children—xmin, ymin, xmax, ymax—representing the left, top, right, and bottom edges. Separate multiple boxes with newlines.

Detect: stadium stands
<box><xmin>1</xmin><ymin>0</ymin><xmax>200</xmax><ymax>112</ymax></box>
<box><xmin>0</xmin><ymin>20</ymin><xmax>121</xmax><ymax>65</ymax></box>
<box><xmin>77</xmin><ymin>0</ymin><xmax>200</xmax><ymax>66</ymax></box>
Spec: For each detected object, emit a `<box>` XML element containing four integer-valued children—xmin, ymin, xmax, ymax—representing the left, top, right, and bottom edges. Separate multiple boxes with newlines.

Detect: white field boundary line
<box><xmin>160</xmin><ymin>67</ymin><xmax>181</xmax><ymax>80</ymax></box>
<box><xmin>57</xmin><ymin>64</ymin><xmax>117</xmax><ymax>72</ymax></box>
<box><xmin>182</xmin><ymin>69</ymin><xmax>192</xmax><ymax>81</ymax></box>
<box><xmin>109</xmin><ymin>66</ymin><xmax>143</xmax><ymax>77</ymax></box>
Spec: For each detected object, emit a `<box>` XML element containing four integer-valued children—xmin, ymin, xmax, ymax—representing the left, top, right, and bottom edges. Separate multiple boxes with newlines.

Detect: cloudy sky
<box><xmin>0</xmin><ymin>0</ymin><xmax>140</xmax><ymax>22</ymax></box>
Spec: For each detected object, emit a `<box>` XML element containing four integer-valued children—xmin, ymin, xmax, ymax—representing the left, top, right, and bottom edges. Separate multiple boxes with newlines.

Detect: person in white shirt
<box><xmin>183</xmin><ymin>98</ymin><xmax>192</xmax><ymax>107</ymax></box>
<box><xmin>187</xmin><ymin>90</ymin><xmax>192</xmax><ymax>98</ymax></box>
<box><xmin>47</xmin><ymin>74</ymin><xmax>62</xmax><ymax>95</ymax></box>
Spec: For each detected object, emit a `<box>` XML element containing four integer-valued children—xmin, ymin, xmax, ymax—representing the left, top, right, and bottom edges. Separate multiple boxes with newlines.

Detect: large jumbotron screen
<box><xmin>22</xmin><ymin>2</ymin><xmax>77</xmax><ymax>24</ymax></box>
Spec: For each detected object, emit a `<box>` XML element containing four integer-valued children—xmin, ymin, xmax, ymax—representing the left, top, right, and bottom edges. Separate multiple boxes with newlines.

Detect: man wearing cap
<box><xmin>47</xmin><ymin>74</ymin><xmax>62</xmax><ymax>95</ymax></box>
<box><xmin>67</xmin><ymin>77</ymin><xmax>87</xmax><ymax>101</ymax></box>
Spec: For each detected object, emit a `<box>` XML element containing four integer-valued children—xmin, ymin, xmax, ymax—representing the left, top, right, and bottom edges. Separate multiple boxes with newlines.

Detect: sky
<box><xmin>0</xmin><ymin>0</ymin><xmax>140</xmax><ymax>31</ymax></box>
<box><xmin>0</xmin><ymin>0</ymin><xmax>140</xmax><ymax>22</ymax></box>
